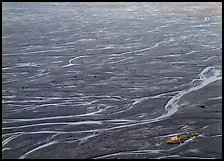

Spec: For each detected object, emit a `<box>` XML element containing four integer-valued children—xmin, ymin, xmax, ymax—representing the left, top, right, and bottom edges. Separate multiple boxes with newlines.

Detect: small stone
<box><xmin>191</xmin><ymin>132</ymin><xmax>200</xmax><ymax>137</ymax></box>
<box><xmin>199</xmin><ymin>104</ymin><xmax>206</xmax><ymax>108</ymax></box>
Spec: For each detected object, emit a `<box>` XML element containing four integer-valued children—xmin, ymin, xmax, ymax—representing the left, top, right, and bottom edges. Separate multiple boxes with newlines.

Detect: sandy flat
<box><xmin>2</xmin><ymin>2</ymin><xmax>222</xmax><ymax>159</ymax></box>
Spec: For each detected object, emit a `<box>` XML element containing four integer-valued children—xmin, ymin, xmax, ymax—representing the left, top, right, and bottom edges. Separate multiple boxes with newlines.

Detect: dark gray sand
<box><xmin>2</xmin><ymin>2</ymin><xmax>222</xmax><ymax>159</ymax></box>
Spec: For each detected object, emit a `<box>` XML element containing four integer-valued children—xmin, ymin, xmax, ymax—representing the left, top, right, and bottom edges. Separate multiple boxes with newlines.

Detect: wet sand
<box><xmin>2</xmin><ymin>2</ymin><xmax>222</xmax><ymax>159</ymax></box>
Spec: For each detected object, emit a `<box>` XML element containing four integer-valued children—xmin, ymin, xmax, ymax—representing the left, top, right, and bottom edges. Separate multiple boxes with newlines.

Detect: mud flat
<box><xmin>2</xmin><ymin>2</ymin><xmax>222</xmax><ymax>159</ymax></box>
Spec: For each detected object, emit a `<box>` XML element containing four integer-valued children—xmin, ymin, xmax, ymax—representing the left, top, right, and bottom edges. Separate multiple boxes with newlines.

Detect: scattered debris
<box><xmin>166</xmin><ymin>135</ymin><xmax>181</xmax><ymax>144</ymax></box>
<box><xmin>179</xmin><ymin>134</ymin><xmax>187</xmax><ymax>142</ymax></box>
<box><xmin>166</xmin><ymin>132</ymin><xmax>200</xmax><ymax>144</ymax></box>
